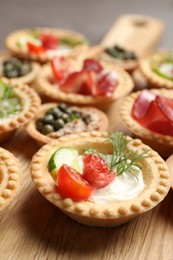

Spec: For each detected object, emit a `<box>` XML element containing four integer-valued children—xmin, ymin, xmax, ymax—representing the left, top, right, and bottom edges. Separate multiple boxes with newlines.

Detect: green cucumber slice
<box><xmin>48</xmin><ymin>147</ymin><xmax>79</xmax><ymax>176</ymax></box>
<box><xmin>152</xmin><ymin>67</ymin><xmax>173</xmax><ymax>81</ymax></box>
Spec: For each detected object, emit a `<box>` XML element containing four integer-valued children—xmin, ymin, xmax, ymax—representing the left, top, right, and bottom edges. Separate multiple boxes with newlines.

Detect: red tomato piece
<box><xmin>60</xmin><ymin>71</ymin><xmax>94</xmax><ymax>95</ymax></box>
<box><xmin>83</xmin><ymin>59</ymin><xmax>103</xmax><ymax>73</ymax></box>
<box><xmin>132</xmin><ymin>90</ymin><xmax>156</xmax><ymax>119</ymax></box>
<box><xmin>95</xmin><ymin>72</ymin><xmax>117</xmax><ymax>96</ymax></box>
<box><xmin>51</xmin><ymin>56</ymin><xmax>69</xmax><ymax>82</ymax></box>
<box><xmin>156</xmin><ymin>95</ymin><xmax>173</xmax><ymax>123</ymax></box>
<box><xmin>83</xmin><ymin>154</ymin><xmax>116</xmax><ymax>189</ymax></box>
<box><xmin>41</xmin><ymin>33</ymin><xmax>59</xmax><ymax>50</ymax></box>
<box><xmin>57</xmin><ymin>164</ymin><xmax>94</xmax><ymax>201</ymax></box>
<box><xmin>27</xmin><ymin>42</ymin><xmax>46</xmax><ymax>54</ymax></box>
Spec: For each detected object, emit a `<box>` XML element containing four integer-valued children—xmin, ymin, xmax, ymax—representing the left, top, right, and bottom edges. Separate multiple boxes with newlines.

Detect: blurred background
<box><xmin>0</xmin><ymin>0</ymin><xmax>172</xmax><ymax>48</ymax></box>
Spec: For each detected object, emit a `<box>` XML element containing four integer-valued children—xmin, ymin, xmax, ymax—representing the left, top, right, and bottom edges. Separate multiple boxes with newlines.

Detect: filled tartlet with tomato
<box><xmin>30</xmin><ymin>131</ymin><xmax>170</xmax><ymax>227</ymax></box>
<box><xmin>0</xmin><ymin>147</ymin><xmax>21</xmax><ymax>211</ymax></box>
<box><xmin>85</xmin><ymin>45</ymin><xmax>138</xmax><ymax>73</ymax></box>
<box><xmin>139</xmin><ymin>50</ymin><xmax>173</xmax><ymax>89</ymax></box>
<box><xmin>33</xmin><ymin>57</ymin><xmax>134</xmax><ymax>109</ymax></box>
<box><xmin>5</xmin><ymin>28</ymin><xmax>89</xmax><ymax>63</ymax></box>
<box><xmin>26</xmin><ymin>102</ymin><xmax>108</xmax><ymax>146</ymax></box>
<box><xmin>0</xmin><ymin>51</ymin><xmax>40</xmax><ymax>85</ymax></box>
<box><xmin>121</xmin><ymin>88</ymin><xmax>173</xmax><ymax>157</ymax></box>
<box><xmin>0</xmin><ymin>80</ymin><xmax>41</xmax><ymax>142</ymax></box>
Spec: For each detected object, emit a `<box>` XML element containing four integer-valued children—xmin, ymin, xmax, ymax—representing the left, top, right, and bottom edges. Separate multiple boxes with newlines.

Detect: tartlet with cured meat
<box><xmin>139</xmin><ymin>50</ymin><xmax>173</xmax><ymax>89</ymax></box>
<box><xmin>0</xmin><ymin>147</ymin><xmax>21</xmax><ymax>211</ymax></box>
<box><xmin>120</xmin><ymin>88</ymin><xmax>173</xmax><ymax>157</ymax></box>
<box><xmin>33</xmin><ymin>57</ymin><xmax>134</xmax><ymax>109</ymax></box>
<box><xmin>0</xmin><ymin>51</ymin><xmax>39</xmax><ymax>85</ymax></box>
<box><xmin>5</xmin><ymin>28</ymin><xmax>89</xmax><ymax>63</ymax></box>
<box><xmin>26</xmin><ymin>102</ymin><xmax>109</xmax><ymax>146</ymax></box>
<box><xmin>30</xmin><ymin>131</ymin><xmax>170</xmax><ymax>227</ymax></box>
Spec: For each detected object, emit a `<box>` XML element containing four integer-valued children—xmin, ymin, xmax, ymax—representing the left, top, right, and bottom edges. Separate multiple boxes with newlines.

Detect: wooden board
<box><xmin>1</xmin><ymin>15</ymin><xmax>173</xmax><ymax>260</ymax></box>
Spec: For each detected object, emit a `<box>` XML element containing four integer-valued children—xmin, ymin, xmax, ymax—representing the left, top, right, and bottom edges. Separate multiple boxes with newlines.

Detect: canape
<box><xmin>5</xmin><ymin>28</ymin><xmax>89</xmax><ymax>63</ymax></box>
<box><xmin>0</xmin><ymin>51</ymin><xmax>39</xmax><ymax>85</ymax></box>
<box><xmin>30</xmin><ymin>131</ymin><xmax>170</xmax><ymax>227</ymax></box>
<box><xmin>0</xmin><ymin>147</ymin><xmax>21</xmax><ymax>211</ymax></box>
<box><xmin>26</xmin><ymin>102</ymin><xmax>109</xmax><ymax>146</ymax></box>
<box><xmin>120</xmin><ymin>88</ymin><xmax>173</xmax><ymax>157</ymax></box>
<box><xmin>139</xmin><ymin>50</ymin><xmax>173</xmax><ymax>89</ymax></box>
<box><xmin>0</xmin><ymin>80</ymin><xmax>41</xmax><ymax>142</ymax></box>
<box><xmin>33</xmin><ymin>57</ymin><xmax>134</xmax><ymax>109</ymax></box>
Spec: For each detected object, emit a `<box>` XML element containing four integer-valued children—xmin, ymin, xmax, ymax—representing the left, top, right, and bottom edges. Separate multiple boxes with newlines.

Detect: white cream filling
<box><xmin>71</xmin><ymin>154</ymin><xmax>145</xmax><ymax>204</ymax></box>
<box><xmin>159</xmin><ymin>63</ymin><xmax>173</xmax><ymax>78</ymax></box>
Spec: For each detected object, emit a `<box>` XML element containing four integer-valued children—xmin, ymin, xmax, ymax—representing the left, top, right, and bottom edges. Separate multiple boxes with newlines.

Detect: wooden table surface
<box><xmin>1</xmin><ymin>1</ymin><xmax>173</xmax><ymax>259</ymax></box>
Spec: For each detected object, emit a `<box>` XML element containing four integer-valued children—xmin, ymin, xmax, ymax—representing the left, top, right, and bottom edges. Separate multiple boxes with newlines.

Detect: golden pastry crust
<box><xmin>0</xmin><ymin>147</ymin><xmax>21</xmax><ymax>211</ymax></box>
<box><xmin>0</xmin><ymin>81</ymin><xmax>41</xmax><ymax>142</ymax></box>
<box><xmin>25</xmin><ymin>103</ymin><xmax>109</xmax><ymax>146</ymax></box>
<box><xmin>33</xmin><ymin>60</ymin><xmax>134</xmax><ymax>109</ymax></box>
<box><xmin>139</xmin><ymin>50</ymin><xmax>173</xmax><ymax>89</ymax></box>
<box><xmin>0</xmin><ymin>51</ymin><xmax>40</xmax><ymax>85</ymax></box>
<box><xmin>5</xmin><ymin>28</ymin><xmax>89</xmax><ymax>63</ymax></box>
<box><xmin>85</xmin><ymin>45</ymin><xmax>138</xmax><ymax>73</ymax></box>
<box><xmin>120</xmin><ymin>89</ymin><xmax>173</xmax><ymax>157</ymax></box>
<box><xmin>30</xmin><ymin>131</ymin><xmax>170</xmax><ymax>227</ymax></box>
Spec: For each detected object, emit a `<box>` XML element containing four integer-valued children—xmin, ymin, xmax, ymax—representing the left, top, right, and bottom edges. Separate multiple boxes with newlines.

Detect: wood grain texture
<box><xmin>0</xmin><ymin>107</ymin><xmax>173</xmax><ymax>260</ymax></box>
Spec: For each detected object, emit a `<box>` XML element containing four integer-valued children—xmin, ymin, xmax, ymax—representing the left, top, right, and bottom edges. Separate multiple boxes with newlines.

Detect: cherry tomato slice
<box><xmin>27</xmin><ymin>42</ymin><xmax>46</xmax><ymax>54</ymax></box>
<box><xmin>132</xmin><ymin>90</ymin><xmax>156</xmax><ymax>119</ymax></box>
<box><xmin>57</xmin><ymin>164</ymin><xmax>94</xmax><ymax>201</ymax></box>
<box><xmin>51</xmin><ymin>57</ymin><xmax>69</xmax><ymax>82</ymax></box>
<box><xmin>156</xmin><ymin>95</ymin><xmax>173</xmax><ymax>123</ymax></box>
<box><xmin>41</xmin><ymin>33</ymin><xmax>59</xmax><ymax>50</ymax></box>
<box><xmin>83</xmin><ymin>154</ymin><xmax>115</xmax><ymax>189</ymax></box>
<box><xmin>96</xmin><ymin>72</ymin><xmax>117</xmax><ymax>96</ymax></box>
<box><xmin>83</xmin><ymin>59</ymin><xmax>103</xmax><ymax>73</ymax></box>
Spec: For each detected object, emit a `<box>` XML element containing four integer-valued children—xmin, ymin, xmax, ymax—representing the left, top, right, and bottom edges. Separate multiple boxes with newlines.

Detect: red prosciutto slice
<box><xmin>132</xmin><ymin>90</ymin><xmax>173</xmax><ymax>136</ymax></box>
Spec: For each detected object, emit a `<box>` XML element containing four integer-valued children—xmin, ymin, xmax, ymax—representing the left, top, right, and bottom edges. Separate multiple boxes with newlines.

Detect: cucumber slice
<box><xmin>48</xmin><ymin>147</ymin><xmax>79</xmax><ymax>176</ymax></box>
<box><xmin>0</xmin><ymin>81</ymin><xmax>7</xmax><ymax>99</ymax></box>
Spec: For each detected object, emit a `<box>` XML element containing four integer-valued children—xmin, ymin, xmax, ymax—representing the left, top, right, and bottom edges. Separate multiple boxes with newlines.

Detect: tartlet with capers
<box><xmin>0</xmin><ymin>51</ymin><xmax>40</xmax><ymax>85</ymax></box>
<box><xmin>26</xmin><ymin>102</ymin><xmax>109</xmax><ymax>146</ymax></box>
<box><xmin>0</xmin><ymin>80</ymin><xmax>41</xmax><ymax>142</ymax></box>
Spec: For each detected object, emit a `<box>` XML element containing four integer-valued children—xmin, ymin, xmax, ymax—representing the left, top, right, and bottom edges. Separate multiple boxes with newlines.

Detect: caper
<box><xmin>58</xmin><ymin>103</ymin><xmax>67</xmax><ymax>112</ymax></box>
<box><xmin>42</xmin><ymin>124</ymin><xmax>54</xmax><ymax>135</ymax></box>
<box><xmin>62</xmin><ymin>113</ymin><xmax>70</xmax><ymax>122</ymax></box>
<box><xmin>42</xmin><ymin>114</ymin><xmax>54</xmax><ymax>124</ymax></box>
<box><xmin>65</xmin><ymin>107</ymin><xmax>72</xmax><ymax>114</ymax></box>
<box><xmin>2</xmin><ymin>57</ymin><xmax>31</xmax><ymax>78</ymax></box>
<box><xmin>36</xmin><ymin>118</ymin><xmax>44</xmax><ymax>131</ymax></box>
<box><xmin>52</xmin><ymin>107</ymin><xmax>63</xmax><ymax>118</ymax></box>
<box><xmin>54</xmin><ymin>118</ymin><xmax>65</xmax><ymax>130</ymax></box>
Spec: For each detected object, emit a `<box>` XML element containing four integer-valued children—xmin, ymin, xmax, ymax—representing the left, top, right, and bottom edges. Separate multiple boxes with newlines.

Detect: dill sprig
<box><xmin>84</xmin><ymin>132</ymin><xmax>149</xmax><ymax>177</ymax></box>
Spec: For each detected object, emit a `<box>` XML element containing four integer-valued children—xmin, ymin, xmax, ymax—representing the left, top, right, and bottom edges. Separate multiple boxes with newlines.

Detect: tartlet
<box><xmin>5</xmin><ymin>28</ymin><xmax>89</xmax><ymax>63</ymax></box>
<box><xmin>139</xmin><ymin>50</ymin><xmax>173</xmax><ymax>89</ymax></box>
<box><xmin>33</xmin><ymin>59</ymin><xmax>134</xmax><ymax>109</ymax></box>
<box><xmin>85</xmin><ymin>45</ymin><xmax>138</xmax><ymax>73</ymax></box>
<box><xmin>120</xmin><ymin>88</ymin><xmax>173</xmax><ymax>157</ymax></box>
<box><xmin>0</xmin><ymin>80</ymin><xmax>41</xmax><ymax>142</ymax></box>
<box><xmin>0</xmin><ymin>51</ymin><xmax>40</xmax><ymax>85</ymax></box>
<box><xmin>30</xmin><ymin>131</ymin><xmax>170</xmax><ymax>227</ymax></box>
<box><xmin>26</xmin><ymin>103</ymin><xmax>109</xmax><ymax>146</ymax></box>
<box><xmin>0</xmin><ymin>147</ymin><xmax>21</xmax><ymax>211</ymax></box>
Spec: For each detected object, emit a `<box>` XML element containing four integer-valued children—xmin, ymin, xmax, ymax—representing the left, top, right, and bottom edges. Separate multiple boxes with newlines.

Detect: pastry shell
<box><xmin>0</xmin><ymin>51</ymin><xmax>40</xmax><ymax>85</ymax></box>
<box><xmin>5</xmin><ymin>28</ymin><xmax>89</xmax><ymax>63</ymax></box>
<box><xmin>25</xmin><ymin>103</ymin><xmax>109</xmax><ymax>146</ymax></box>
<box><xmin>0</xmin><ymin>147</ymin><xmax>21</xmax><ymax>211</ymax></box>
<box><xmin>139</xmin><ymin>50</ymin><xmax>173</xmax><ymax>89</ymax></box>
<box><xmin>30</xmin><ymin>131</ymin><xmax>170</xmax><ymax>227</ymax></box>
<box><xmin>120</xmin><ymin>88</ymin><xmax>173</xmax><ymax>157</ymax></box>
<box><xmin>85</xmin><ymin>45</ymin><xmax>138</xmax><ymax>73</ymax></box>
<box><xmin>33</xmin><ymin>60</ymin><xmax>134</xmax><ymax>109</ymax></box>
<box><xmin>0</xmin><ymin>81</ymin><xmax>41</xmax><ymax>142</ymax></box>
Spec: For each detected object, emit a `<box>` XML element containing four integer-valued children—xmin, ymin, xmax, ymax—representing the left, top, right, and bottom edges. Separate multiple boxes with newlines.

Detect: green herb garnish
<box><xmin>61</xmin><ymin>37</ymin><xmax>89</xmax><ymax>47</ymax></box>
<box><xmin>84</xmin><ymin>132</ymin><xmax>148</xmax><ymax>177</ymax></box>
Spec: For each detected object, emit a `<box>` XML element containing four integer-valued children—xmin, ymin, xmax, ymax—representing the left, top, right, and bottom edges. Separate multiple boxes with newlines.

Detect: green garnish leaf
<box><xmin>61</xmin><ymin>37</ymin><xmax>89</xmax><ymax>47</ymax></box>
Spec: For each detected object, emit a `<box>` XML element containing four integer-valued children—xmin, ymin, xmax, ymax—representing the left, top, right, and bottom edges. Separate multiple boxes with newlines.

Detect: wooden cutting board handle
<box><xmin>101</xmin><ymin>14</ymin><xmax>164</xmax><ymax>54</ymax></box>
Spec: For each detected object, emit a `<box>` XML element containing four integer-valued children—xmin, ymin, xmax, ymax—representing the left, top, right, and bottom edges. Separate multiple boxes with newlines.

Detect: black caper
<box><xmin>36</xmin><ymin>118</ymin><xmax>44</xmax><ymax>131</ymax></box>
<box><xmin>61</xmin><ymin>113</ymin><xmax>70</xmax><ymax>122</ymax></box>
<box><xmin>58</xmin><ymin>103</ymin><xmax>67</xmax><ymax>112</ymax></box>
<box><xmin>42</xmin><ymin>124</ymin><xmax>54</xmax><ymax>135</ymax></box>
<box><xmin>65</xmin><ymin>107</ymin><xmax>72</xmax><ymax>114</ymax></box>
<box><xmin>42</xmin><ymin>114</ymin><xmax>54</xmax><ymax>124</ymax></box>
<box><xmin>52</xmin><ymin>107</ymin><xmax>63</xmax><ymax>118</ymax></box>
<box><xmin>54</xmin><ymin>118</ymin><xmax>65</xmax><ymax>130</ymax></box>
